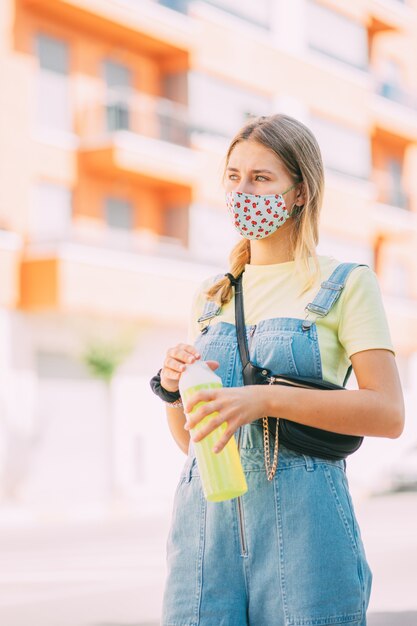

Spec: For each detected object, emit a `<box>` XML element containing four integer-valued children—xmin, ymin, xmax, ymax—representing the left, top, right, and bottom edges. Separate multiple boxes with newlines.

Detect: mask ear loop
<box><xmin>281</xmin><ymin>181</ymin><xmax>299</xmax><ymax>196</ymax></box>
<box><xmin>280</xmin><ymin>181</ymin><xmax>304</xmax><ymax>217</ymax></box>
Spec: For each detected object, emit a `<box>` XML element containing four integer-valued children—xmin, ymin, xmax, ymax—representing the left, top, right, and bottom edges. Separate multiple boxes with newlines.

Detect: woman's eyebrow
<box><xmin>226</xmin><ymin>167</ymin><xmax>275</xmax><ymax>174</ymax></box>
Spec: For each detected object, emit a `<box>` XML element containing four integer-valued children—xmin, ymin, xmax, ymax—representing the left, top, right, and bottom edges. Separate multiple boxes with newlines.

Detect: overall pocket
<box><xmin>255</xmin><ymin>332</ymin><xmax>300</xmax><ymax>377</ymax></box>
<box><xmin>194</xmin><ymin>323</ymin><xmax>238</xmax><ymax>388</ymax></box>
<box><xmin>276</xmin><ymin>463</ymin><xmax>364</xmax><ymax>625</ymax></box>
<box><xmin>162</xmin><ymin>473</ymin><xmax>206</xmax><ymax>626</ymax></box>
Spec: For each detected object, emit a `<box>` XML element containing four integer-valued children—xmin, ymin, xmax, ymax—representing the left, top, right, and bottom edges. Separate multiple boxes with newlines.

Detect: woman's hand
<box><xmin>184</xmin><ymin>385</ymin><xmax>268</xmax><ymax>453</ymax></box>
<box><xmin>160</xmin><ymin>343</ymin><xmax>219</xmax><ymax>393</ymax></box>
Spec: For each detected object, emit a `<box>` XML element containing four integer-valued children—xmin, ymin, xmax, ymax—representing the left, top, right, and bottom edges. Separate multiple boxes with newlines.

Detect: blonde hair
<box><xmin>204</xmin><ymin>113</ymin><xmax>325</xmax><ymax>306</ymax></box>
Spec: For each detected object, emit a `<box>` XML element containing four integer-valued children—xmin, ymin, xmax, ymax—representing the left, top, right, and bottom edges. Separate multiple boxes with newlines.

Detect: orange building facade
<box><xmin>1</xmin><ymin>0</ymin><xmax>417</xmax><ymax>513</ymax></box>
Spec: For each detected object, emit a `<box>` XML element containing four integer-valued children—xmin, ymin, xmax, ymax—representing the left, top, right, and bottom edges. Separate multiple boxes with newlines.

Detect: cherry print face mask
<box><xmin>225</xmin><ymin>182</ymin><xmax>299</xmax><ymax>240</ymax></box>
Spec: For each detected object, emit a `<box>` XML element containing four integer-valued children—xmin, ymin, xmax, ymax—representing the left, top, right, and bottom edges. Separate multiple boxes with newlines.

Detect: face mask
<box><xmin>225</xmin><ymin>182</ymin><xmax>299</xmax><ymax>240</ymax></box>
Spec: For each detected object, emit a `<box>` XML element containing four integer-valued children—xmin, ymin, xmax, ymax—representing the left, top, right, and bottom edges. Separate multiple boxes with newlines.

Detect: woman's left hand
<box><xmin>183</xmin><ymin>386</ymin><xmax>268</xmax><ymax>453</ymax></box>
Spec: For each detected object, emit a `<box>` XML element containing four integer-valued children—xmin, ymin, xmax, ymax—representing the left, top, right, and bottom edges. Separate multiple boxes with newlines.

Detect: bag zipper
<box><xmin>267</xmin><ymin>375</ymin><xmax>305</xmax><ymax>385</ymax></box>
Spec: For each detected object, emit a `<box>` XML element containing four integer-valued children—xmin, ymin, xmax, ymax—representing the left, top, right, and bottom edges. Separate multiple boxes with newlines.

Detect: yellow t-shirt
<box><xmin>186</xmin><ymin>255</ymin><xmax>395</xmax><ymax>386</ymax></box>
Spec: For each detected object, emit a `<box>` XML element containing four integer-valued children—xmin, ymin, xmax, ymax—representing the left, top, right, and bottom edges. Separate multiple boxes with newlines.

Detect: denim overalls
<box><xmin>162</xmin><ymin>263</ymin><xmax>373</xmax><ymax>626</ymax></box>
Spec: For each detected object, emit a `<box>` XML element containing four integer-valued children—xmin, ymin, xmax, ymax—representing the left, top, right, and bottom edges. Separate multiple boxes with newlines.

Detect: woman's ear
<box><xmin>295</xmin><ymin>182</ymin><xmax>306</xmax><ymax>206</ymax></box>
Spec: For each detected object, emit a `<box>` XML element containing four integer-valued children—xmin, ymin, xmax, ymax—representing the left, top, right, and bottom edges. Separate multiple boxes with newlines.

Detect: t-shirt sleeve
<box><xmin>338</xmin><ymin>265</ymin><xmax>395</xmax><ymax>358</ymax></box>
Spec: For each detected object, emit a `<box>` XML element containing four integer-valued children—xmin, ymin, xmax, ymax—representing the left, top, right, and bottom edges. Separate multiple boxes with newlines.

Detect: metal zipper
<box><xmin>236</xmin><ymin>427</ymin><xmax>247</xmax><ymax>557</ymax></box>
<box><xmin>235</xmin><ymin>324</ymin><xmax>255</xmax><ymax>558</ymax></box>
<box><xmin>266</xmin><ymin>375</ymin><xmax>305</xmax><ymax>388</ymax></box>
<box><xmin>248</xmin><ymin>324</ymin><xmax>257</xmax><ymax>355</ymax></box>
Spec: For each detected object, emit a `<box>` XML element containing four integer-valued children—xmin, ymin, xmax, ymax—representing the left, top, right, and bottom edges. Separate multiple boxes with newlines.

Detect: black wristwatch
<box><xmin>150</xmin><ymin>368</ymin><xmax>181</xmax><ymax>403</ymax></box>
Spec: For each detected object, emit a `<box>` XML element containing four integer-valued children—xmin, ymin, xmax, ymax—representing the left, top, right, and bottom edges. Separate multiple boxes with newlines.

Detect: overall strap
<box><xmin>302</xmin><ymin>262</ymin><xmax>368</xmax><ymax>331</ymax></box>
<box><xmin>196</xmin><ymin>273</ymin><xmax>224</xmax><ymax>330</ymax></box>
<box><xmin>303</xmin><ymin>261</ymin><xmax>368</xmax><ymax>387</ymax></box>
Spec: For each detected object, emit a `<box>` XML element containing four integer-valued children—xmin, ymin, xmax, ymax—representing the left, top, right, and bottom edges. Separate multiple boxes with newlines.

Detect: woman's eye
<box><xmin>255</xmin><ymin>175</ymin><xmax>268</xmax><ymax>181</ymax></box>
<box><xmin>229</xmin><ymin>174</ymin><xmax>239</xmax><ymax>180</ymax></box>
<box><xmin>229</xmin><ymin>174</ymin><xmax>269</xmax><ymax>182</ymax></box>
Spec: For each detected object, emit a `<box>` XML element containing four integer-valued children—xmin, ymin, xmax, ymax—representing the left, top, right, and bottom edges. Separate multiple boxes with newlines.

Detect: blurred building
<box><xmin>0</xmin><ymin>0</ymin><xmax>417</xmax><ymax>518</ymax></box>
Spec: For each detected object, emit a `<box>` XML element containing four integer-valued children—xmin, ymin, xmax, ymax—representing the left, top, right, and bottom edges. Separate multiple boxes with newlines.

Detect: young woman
<box><xmin>151</xmin><ymin>114</ymin><xmax>405</xmax><ymax>626</ymax></box>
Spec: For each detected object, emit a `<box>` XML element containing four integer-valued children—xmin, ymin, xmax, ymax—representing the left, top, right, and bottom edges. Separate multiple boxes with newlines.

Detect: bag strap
<box><xmin>199</xmin><ymin>263</ymin><xmax>368</xmax><ymax>387</ymax></box>
<box><xmin>234</xmin><ymin>273</ymin><xmax>251</xmax><ymax>370</ymax></box>
<box><xmin>235</xmin><ymin>263</ymin><xmax>369</xmax><ymax>388</ymax></box>
<box><xmin>234</xmin><ymin>263</ymin><xmax>367</xmax><ymax>371</ymax></box>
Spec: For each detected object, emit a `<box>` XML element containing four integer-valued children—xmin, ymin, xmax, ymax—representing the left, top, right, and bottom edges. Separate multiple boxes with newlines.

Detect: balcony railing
<box><xmin>27</xmin><ymin>221</ymin><xmax>191</xmax><ymax>261</ymax></box>
<box><xmin>79</xmin><ymin>90</ymin><xmax>191</xmax><ymax>148</ymax></box>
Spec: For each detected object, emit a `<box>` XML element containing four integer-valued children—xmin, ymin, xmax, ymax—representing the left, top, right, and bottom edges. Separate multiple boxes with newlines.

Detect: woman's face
<box><xmin>224</xmin><ymin>140</ymin><xmax>297</xmax><ymax>198</ymax></box>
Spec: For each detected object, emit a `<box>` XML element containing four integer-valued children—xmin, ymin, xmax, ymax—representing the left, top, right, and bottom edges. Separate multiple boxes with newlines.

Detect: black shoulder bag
<box><xmin>234</xmin><ymin>273</ymin><xmax>363</xmax><ymax>479</ymax></box>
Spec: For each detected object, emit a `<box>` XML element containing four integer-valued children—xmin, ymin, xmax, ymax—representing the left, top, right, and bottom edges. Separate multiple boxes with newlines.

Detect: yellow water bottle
<box><xmin>179</xmin><ymin>360</ymin><xmax>248</xmax><ymax>502</ymax></box>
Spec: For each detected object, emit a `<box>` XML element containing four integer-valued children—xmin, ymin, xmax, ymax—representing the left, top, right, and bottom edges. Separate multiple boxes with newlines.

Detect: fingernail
<box><xmin>184</xmin><ymin>423</ymin><xmax>190</xmax><ymax>430</ymax></box>
<box><xmin>213</xmin><ymin>446</ymin><xmax>219</xmax><ymax>454</ymax></box>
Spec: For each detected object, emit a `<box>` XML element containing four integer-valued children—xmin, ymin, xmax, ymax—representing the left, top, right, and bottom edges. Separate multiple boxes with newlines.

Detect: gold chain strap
<box><xmin>262</xmin><ymin>416</ymin><xmax>279</xmax><ymax>481</ymax></box>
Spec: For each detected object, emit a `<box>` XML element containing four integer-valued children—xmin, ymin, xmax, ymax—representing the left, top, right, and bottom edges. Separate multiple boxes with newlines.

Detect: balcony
<box><xmin>368</xmin><ymin>0</ymin><xmax>412</xmax><ymax>33</ymax></box>
<box><xmin>0</xmin><ymin>230</ymin><xmax>22</xmax><ymax>308</ymax></box>
<box><xmin>371</xmin><ymin>168</ymin><xmax>417</xmax><ymax>238</ymax></box>
<box><xmin>21</xmin><ymin>0</ymin><xmax>194</xmax><ymax>60</ymax></box>
<box><xmin>19</xmin><ymin>224</ymin><xmax>215</xmax><ymax>321</ymax></box>
<box><xmin>371</xmin><ymin>81</ymin><xmax>417</xmax><ymax>141</ymax></box>
<box><xmin>78</xmin><ymin>91</ymin><xmax>198</xmax><ymax>187</ymax></box>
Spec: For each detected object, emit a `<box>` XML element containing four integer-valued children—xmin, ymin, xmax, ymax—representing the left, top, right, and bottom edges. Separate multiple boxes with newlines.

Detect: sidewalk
<box><xmin>0</xmin><ymin>491</ymin><xmax>415</xmax><ymax>625</ymax></box>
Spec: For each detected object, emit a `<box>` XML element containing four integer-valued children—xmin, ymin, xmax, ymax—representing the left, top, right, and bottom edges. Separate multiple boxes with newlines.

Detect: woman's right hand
<box><xmin>160</xmin><ymin>343</ymin><xmax>219</xmax><ymax>393</ymax></box>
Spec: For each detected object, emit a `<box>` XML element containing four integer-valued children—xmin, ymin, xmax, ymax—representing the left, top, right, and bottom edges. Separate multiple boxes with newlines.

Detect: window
<box><xmin>306</xmin><ymin>2</ymin><xmax>368</xmax><ymax>70</ymax></box>
<box><xmin>386</xmin><ymin>158</ymin><xmax>408</xmax><ymax>209</ymax></box>
<box><xmin>35</xmin><ymin>34</ymin><xmax>72</xmax><ymax>133</ymax></box>
<box><xmin>163</xmin><ymin>205</ymin><xmax>188</xmax><ymax>240</ymax></box>
<box><xmin>158</xmin><ymin>0</ymin><xmax>189</xmax><ymax>13</ymax></box>
<box><xmin>310</xmin><ymin>115</ymin><xmax>371</xmax><ymax>179</ymax></box>
<box><xmin>157</xmin><ymin>0</ymin><xmax>271</xmax><ymax>27</ymax></box>
<box><xmin>30</xmin><ymin>183</ymin><xmax>72</xmax><ymax>240</ymax></box>
<box><xmin>162</xmin><ymin>72</ymin><xmax>188</xmax><ymax>103</ymax></box>
<box><xmin>37</xmin><ymin>34</ymin><xmax>69</xmax><ymax>74</ymax></box>
<box><xmin>104</xmin><ymin>197</ymin><xmax>134</xmax><ymax>230</ymax></box>
<box><xmin>103</xmin><ymin>60</ymin><xmax>132</xmax><ymax>132</ymax></box>
<box><xmin>377</xmin><ymin>59</ymin><xmax>412</xmax><ymax>108</ymax></box>
<box><xmin>103</xmin><ymin>60</ymin><xmax>132</xmax><ymax>89</ymax></box>
<box><xmin>189</xmin><ymin>72</ymin><xmax>272</xmax><ymax>137</ymax></box>
<box><xmin>204</xmin><ymin>0</ymin><xmax>271</xmax><ymax>28</ymax></box>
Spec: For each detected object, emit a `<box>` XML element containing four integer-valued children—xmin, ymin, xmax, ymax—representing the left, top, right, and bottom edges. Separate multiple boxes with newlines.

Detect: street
<box><xmin>0</xmin><ymin>491</ymin><xmax>416</xmax><ymax>626</ymax></box>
